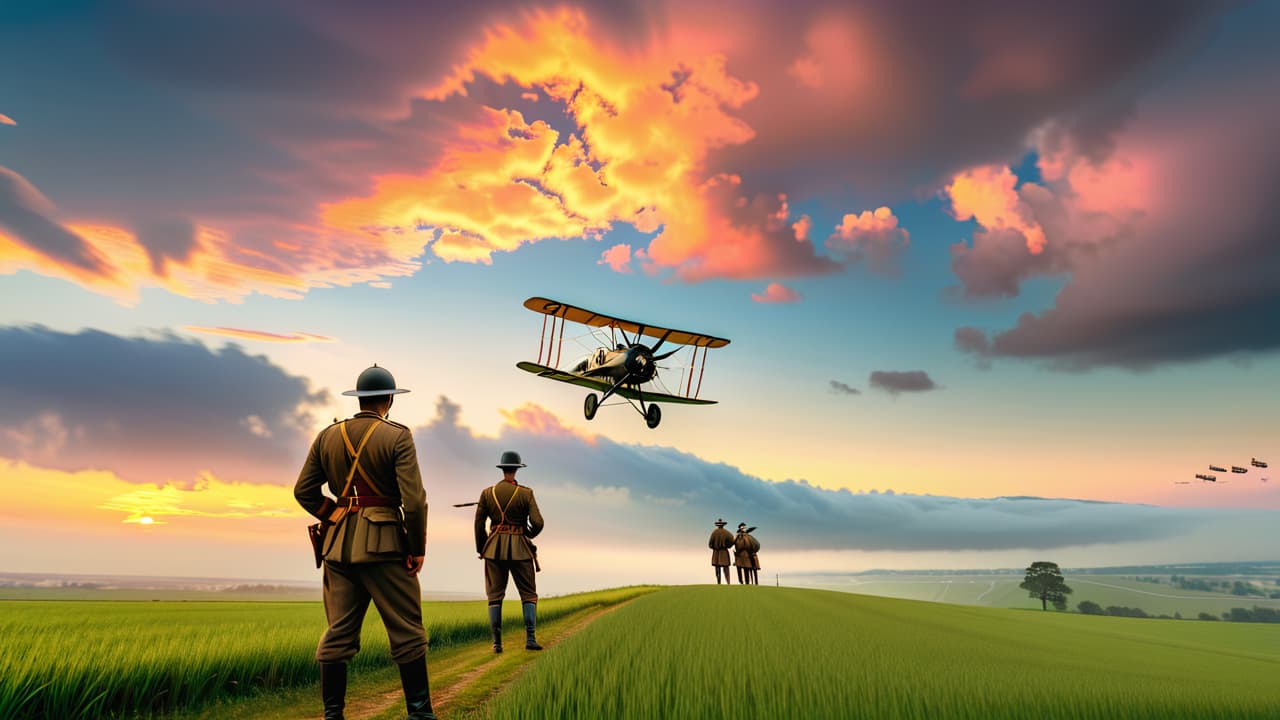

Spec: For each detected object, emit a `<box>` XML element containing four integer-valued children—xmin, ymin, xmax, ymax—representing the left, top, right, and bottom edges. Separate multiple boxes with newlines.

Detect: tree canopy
<box><xmin>1020</xmin><ymin>561</ymin><xmax>1073</xmax><ymax>611</ymax></box>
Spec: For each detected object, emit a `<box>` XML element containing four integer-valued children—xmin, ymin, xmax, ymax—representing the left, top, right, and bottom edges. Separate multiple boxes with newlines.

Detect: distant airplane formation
<box><xmin>1179</xmin><ymin>457</ymin><xmax>1269</xmax><ymax>485</ymax></box>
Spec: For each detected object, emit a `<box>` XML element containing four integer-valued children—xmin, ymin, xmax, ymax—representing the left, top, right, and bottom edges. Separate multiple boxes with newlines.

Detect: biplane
<box><xmin>516</xmin><ymin>297</ymin><xmax>730</xmax><ymax>429</ymax></box>
<box><xmin>1231</xmin><ymin>465</ymin><xmax>1248</xmax><ymax>474</ymax></box>
<box><xmin>1208</xmin><ymin>465</ymin><xmax>1227</xmax><ymax>472</ymax></box>
<box><xmin>1195</xmin><ymin>473</ymin><xmax>1220</xmax><ymax>483</ymax></box>
<box><xmin>1252</xmin><ymin>458</ymin><xmax>1269</xmax><ymax>468</ymax></box>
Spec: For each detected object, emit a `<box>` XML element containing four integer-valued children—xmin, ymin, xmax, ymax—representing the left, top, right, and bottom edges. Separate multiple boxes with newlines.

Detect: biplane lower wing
<box><xmin>516</xmin><ymin>362</ymin><xmax>717</xmax><ymax>405</ymax></box>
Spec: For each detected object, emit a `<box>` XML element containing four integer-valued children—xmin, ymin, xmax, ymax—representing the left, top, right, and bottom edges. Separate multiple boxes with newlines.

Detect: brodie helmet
<box><xmin>496</xmin><ymin>450</ymin><xmax>527</xmax><ymax>469</ymax></box>
<box><xmin>341</xmin><ymin>365</ymin><xmax>410</xmax><ymax>397</ymax></box>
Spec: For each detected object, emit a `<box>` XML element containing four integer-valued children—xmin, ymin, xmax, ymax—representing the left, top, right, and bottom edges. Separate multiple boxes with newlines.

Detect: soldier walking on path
<box><xmin>474</xmin><ymin>450</ymin><xmax>545</xmax><ymax>653</ymax></box>
<box><xmin>708</xmin><ymin>518</ymin><xmax>734</xmax><ymax>584</ymax></box>
<box><xmin>733</xmin><ymin>523</ymin><xmax>756</xmax><ymax>585</ymax></box>
<box><xmin>294</xmin><ymin>365</ymin><xmax>437</xmax><ymax>720</ymax></box>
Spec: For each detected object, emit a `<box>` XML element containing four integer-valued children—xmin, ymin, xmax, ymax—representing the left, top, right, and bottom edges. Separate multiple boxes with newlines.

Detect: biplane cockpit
<box><xmin>516</xmin><ymin>297</ymin><xmax>730</xmax><ymax>429</ymax></box>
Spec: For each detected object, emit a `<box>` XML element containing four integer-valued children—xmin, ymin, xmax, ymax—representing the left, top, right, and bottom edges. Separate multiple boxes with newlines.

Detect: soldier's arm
<box><xmin>394</xmin><ymin>428</ymin><xmax>428</xmax><ymax>557</ymax></box>
<box><xmin>294</xmin><ymin>433</ymin><xmax>335</xmax><ymax>519</ymax></box>
<box><xmin>525</xmin><ymin>491</ymin><xmax>544</xmax><ymax>539</ymax></box>
<box><xmin>473</xmin><ymin>493</ymin><xmax>489</xmax><ymax>555</ymax></box>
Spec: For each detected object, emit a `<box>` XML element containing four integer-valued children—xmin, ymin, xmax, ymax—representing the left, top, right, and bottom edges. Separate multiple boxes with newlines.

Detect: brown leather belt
<box><xmin>343</xmin><ymin>496</ymin><xmax>397</xmax><ymax>508</ymax></box>
<box><xmin>491</xmin><ymin>524</ymin><xmax>524</xmax><ymax>535</ymax></box>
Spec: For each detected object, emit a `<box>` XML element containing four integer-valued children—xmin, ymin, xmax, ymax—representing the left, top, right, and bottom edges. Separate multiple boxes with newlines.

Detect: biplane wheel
<box><xmin>584</xmin><ymin>393</ymin><xmax>599</xmax><ymax>421</ymax></box>
<box><xmin>645</xmin><ymin>403</ymin><xmax>661</xmax><ymax>429</ymax></box>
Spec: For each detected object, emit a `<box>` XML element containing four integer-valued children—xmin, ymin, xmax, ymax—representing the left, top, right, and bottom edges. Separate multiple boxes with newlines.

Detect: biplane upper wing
<box><xmin>524</xmin><ymin>297</ymin><xmax>730</xmax><ymax>348</ymax></box>
<box><xmin>516</xmin><ymin>362</ymin><xmax>718</xmax><ymax>405</ymax></box>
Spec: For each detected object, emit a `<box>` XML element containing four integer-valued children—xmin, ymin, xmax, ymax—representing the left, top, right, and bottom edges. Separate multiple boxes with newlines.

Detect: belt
<box><xmin>342</xmin><ymin>496</ymin><xmax>398</xmax><ymax>508</ymax></box>
<box><xmin>491</xmin><ymin>524</ymin><xmax>524</xmax><ymax>535</ymax></box>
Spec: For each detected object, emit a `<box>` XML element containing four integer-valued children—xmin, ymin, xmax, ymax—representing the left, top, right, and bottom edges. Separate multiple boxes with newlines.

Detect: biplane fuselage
<box><xmin>517</xmin><ymin>297</ymin><xmax>730</xmax><ymax>429</ymax></box>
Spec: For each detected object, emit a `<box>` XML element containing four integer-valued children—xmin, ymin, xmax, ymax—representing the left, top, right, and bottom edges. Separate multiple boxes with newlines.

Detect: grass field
<box><xmin>798</xmin><ymin>574</ymin><xmax>1280</xmax><ymax>618</ymax></box>
<box><xmin>0</xmin><ymin>586</ymin><xmax>655</xmax><ymax>720</ymax></box>
<box><xmin>485</xmin><ymin>586</ymin><xmax>1280</xmax><ymax>719</ymax></box>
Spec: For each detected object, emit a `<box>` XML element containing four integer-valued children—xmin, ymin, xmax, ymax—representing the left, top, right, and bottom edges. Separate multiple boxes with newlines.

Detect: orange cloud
<box><xmin>184</xmin><ymin>326</ymin><xmax>334</xmax><ymax>343</ymax></box>
<box><xmin>0</xmin><ymin>113</ymin><xmax>15</xmax><ymax>126</ymax></box>
<box><xmin>945</xmin><ymin>166</ymin><xmax>1047</xmax><ymax>254</ymax></box>
<box><xmin>499</xmin><ymin>402</ymin><xmax>596</xmax><ymax>446</ymax></box>
<box><xmin>598</xmin><ymin>243</ymin><xmax>632</xmax><ymax>273</ymax></box>
<box><xmin>324</xmin><ymin>7</ymin><xmax>835</xmax><ymax>282</ymax></box>
<box><xmin>751</xmin><ymin>282</ymin><xmax>801</xmax><ymax>303</ymax></box>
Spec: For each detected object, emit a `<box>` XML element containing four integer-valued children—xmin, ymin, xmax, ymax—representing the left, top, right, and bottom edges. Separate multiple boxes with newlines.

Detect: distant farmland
<box><xmin>794</xmin><ymin>572</ymin><xmax>1280</xmax><ymax>618</ymax></box>
<box><xmin>487</xmin><ymin>586</ymin><xmax>1280</xmax><ymax>719</ymax></box>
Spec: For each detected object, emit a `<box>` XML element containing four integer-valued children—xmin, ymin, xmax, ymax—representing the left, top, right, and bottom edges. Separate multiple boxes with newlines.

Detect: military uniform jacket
<box><xmin>708</xmin><ymin>528</ymin><xmax>734</xmax><ymax>566</ymax></box>
<box><xmin>474</xmin><ymin>480</ymin><xmax>543</xmax><ymax>561</ymax></box>
<box><xmin>734</xmin><ymin>532</ymin><xmax>758</xmax><ymax>569</ymax></box>
<box><xmin>295</xmin><ymin>411</ymin><xmax>428</xmax><ymax>563</ymax></box>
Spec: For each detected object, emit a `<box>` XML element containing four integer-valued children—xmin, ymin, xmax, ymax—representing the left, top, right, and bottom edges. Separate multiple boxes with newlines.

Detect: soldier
<box><xmin>294</xmin><ymin>365</ymin><xmax>436</xmax><ymax>720</ymax></box>
<box><xmin>745</xmin><ymin>527</ymin><xmax>762</xmax><ymax>585</ymax></box>
<box><xmin>708</xmin><ymin>518</ymin><xmax>733</xmax><ymax>584</ymax></box>
<box><xmin>474</xmin><ymin>450</ymin><xmax>545</xmax><ymax>653</ymax></box>
<box><xmin>733</xmin><ymin>522</ymin><xmax>756</xmax><ymax>585</ymax></box>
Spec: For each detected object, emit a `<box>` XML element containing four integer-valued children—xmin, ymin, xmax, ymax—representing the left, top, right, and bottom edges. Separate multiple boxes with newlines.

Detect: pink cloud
<box><xmin>751</xmin><ymin>282</ymin><xmax>801</xmax><ymax>303</ymax></box>
<box><xmin>597</xmin><ymin>243</ymin><xmax>632</xmax><ymax>273</ymax></box>
<box><xmin>826</xmin><ymin>206</ymin><xmax>910</xmax><ymax>276</ymax></box>
<box><xmin>0</xmin><ymin>113</ymin><xmax>15</xmax><ymax>126</ymax></box>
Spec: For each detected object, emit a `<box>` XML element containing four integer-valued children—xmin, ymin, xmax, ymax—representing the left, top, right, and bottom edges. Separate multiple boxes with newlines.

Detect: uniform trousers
<box><xmin>317</xmin><ymin>560</ymin><xmax>427</xmax><ymax>664</ymax></box>
<box><xmin>484</xmin><ymin>558</ymin><xmax>537</xmax><ymax>606</ymax></box>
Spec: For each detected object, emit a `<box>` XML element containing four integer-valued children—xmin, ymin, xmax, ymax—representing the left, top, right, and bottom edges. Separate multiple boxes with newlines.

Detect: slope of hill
<box><xmin>486</xmin><ymin>586</ymin><xmax>1280</xmax><ymax>719</ymax></box>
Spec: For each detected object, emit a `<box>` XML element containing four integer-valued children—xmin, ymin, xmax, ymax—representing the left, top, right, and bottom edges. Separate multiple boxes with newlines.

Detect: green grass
<box><xmin>485</xmin><ymin>586</ymin><xmax>1280</xmax><ymax>720</ymax></box>
<box><xmin>0</xmin><ymin>586</ymin><xmax>655</xmax><ymax>719</ymax></box>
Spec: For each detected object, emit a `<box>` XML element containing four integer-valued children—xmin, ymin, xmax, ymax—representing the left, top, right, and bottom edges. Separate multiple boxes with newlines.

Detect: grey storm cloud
<box><xmin>411</xmin><ymin>397</ymin><xmax>1201</xmax><ymax>554</ymax></box>
<box><xmin>0</xmin><ymin>326</ymin><xmax>326</xmax><ymax>485</ymax></box>
<box><xmin>869</xmin><ymin>370</ymin><xmax>938</xmax><ymax>396</ymax></box>
<box><xmin>828</xmin><ymin>380</ymin><xmax>860</xmax><ymax>395</ymax></box>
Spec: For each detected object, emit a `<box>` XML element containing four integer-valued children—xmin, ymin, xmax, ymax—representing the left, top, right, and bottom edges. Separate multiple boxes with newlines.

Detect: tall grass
<box><xmin>0</xmin><ymin>586</ymin><xmax>654</xmax><ymax>719</ymax></box>
<box><xmin>486</xmin><ymin>586</ymin><xmax>1280</xmax><ymax>720</ymax></box>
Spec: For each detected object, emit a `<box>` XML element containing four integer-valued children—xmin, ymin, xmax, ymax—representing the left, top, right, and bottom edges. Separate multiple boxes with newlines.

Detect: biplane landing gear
<box><xmin>645</xmin><ymin>403</ymin><xmax>662</xmax><ymax>429</ymax></box>
<box><xmin>584</xmin><ymin>393</ymin><xmax>599</xmax><ymax>421</ymax></box>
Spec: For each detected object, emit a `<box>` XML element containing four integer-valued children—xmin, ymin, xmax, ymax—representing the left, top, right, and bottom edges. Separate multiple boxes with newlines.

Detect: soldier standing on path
<box><xmin>474</xmin><ymin>450</ymin><xmax>545</xmax><ymax>653</ymax></box>
<box><xmin>708</xmin><ymin>518</ymin><xmax>734</xmax><ymax>584</ymax></box>
<box><xmin>294</xmin><ymin>365</ymin><xmax>437</xmax><ymax>720</ymax></box>
<box><xmin>733</xmin><ymin>523</ymin><xmax>756</xmax><ymax>585</ymax></box>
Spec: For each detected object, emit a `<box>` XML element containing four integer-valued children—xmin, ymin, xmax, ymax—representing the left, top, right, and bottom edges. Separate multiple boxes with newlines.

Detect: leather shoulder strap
<box><xmin>336</xmin><ymin>420</ymin><xmax>379</xmax><ymax>499</ymax></box>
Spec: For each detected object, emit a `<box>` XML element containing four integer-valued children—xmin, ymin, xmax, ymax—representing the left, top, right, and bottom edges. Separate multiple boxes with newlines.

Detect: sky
<box><xmin>1</xmin><ymin>1</ymin><xmax>1278</xmax><ymax>595</ymax></box>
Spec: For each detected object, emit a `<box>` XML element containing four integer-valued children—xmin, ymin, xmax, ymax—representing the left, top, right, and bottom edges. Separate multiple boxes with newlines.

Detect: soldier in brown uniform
<box><xmin>745</xmin><ymin>527</ymin><xmax>762</xmax><ymax>585</ymax></box>
<box><xmin>708</xmin><ymin>518</ymin><xmax>733</xmax><ymax>584</ymax></box>
<box><xmin>294</xmin><ymin>366</ymin><xmax>436</xmax><ymax>720</ymax></box>
<box><xmin>474</xmin><ymin>450</ymin><xmax>545</xmax><ymax>652</ymax></box>
<box><xmin>733</xmin><ymin>522</ymin><xmax>756</xmax><ymax>585</ymax></box>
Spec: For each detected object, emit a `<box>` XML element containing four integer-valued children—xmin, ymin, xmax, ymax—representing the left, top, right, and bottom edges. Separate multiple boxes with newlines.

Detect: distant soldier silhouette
<box><xmin>294</xmin><ymin>365</ymin><xmax>436</xmax><ymax>720</ymax></box>
<box><xmin>708</xmin><ymin>518</ymin><xmax>734</xmax><ymax>584</ymax></box>
<box><xmin>474</xmin><ymin>450</ymin><xmax>545</xmax><ymax>653</ymax></box>
<box><xmin>733</xmin><ymin>523</ymin><xmax>757</xmax><ymax>585</ymax></box>
<box><xmin>745</xmin><ymin>527</ymin><xmax>762</xmax><ymax>585</ymax></box>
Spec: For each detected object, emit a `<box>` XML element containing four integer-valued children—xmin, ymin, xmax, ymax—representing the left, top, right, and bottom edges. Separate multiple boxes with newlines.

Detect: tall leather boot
<box><xmin>398</xmin><ymin>656</ymin><xmax>438</xmax><ymax>720</ymax></box>
<box><xmin>319</xmin><ymin>661</ymin><xmax>346</xmax><ymax>720</ymax></box>
<box><xmin>523</xmin><ymin>601</ymin><xmax>543</xmax><ymax>650</ymax></box>
<box><xmin>715</xmin><ymin>569</ymin><xmax>721</xmax><ymax>584</ymax></box>
<box><xmin>488</xmin><ymin>604</ymin><xmax>503</xmax><ymax>654</ymax></box>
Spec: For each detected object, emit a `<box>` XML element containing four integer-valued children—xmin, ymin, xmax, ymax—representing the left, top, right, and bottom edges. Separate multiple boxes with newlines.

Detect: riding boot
<box><xmin>715</xmin><ymin>569</ymin><xmax>721</xmax><ymax>584</ymax></box>
<box><xmin>319</xmin><ymin>661</ymin><xmax>346</xmax><ymax>720</ymax></box>
<box><xmin>523</xmin><ymin>601</ymin><xmax>543</xmax><ymax>650</ymax></box>
<box><xmin>398</xmin><ymin>656</ymin><xmax>438</xmax><ymax>720</ymax></box>
<box><xmin>488</xmin><ymin>604</ymin><xmax>503</xmax><ymax>654</ymax></box>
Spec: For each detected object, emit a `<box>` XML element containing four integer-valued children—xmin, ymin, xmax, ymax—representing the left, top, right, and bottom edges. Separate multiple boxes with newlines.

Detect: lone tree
<box><xmin>1020</xmin><ymin>561</ymin><xmax>1073</xmax><ymax>611</ymax></box>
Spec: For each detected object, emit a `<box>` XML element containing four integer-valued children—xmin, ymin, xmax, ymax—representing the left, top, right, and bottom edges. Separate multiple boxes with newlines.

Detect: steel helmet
<box><xmin>341</xmin><ymin>365</ymin><xmax>410</xmax><ymax>397</ymax></box>
<box><xmin>496</xmin><ymin>450</ymin><xmax>527</xmax><ymax>469</ymax></box>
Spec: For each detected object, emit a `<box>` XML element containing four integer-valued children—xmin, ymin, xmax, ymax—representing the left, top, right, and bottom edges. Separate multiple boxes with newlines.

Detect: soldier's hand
<box><xmin>406</xmin><ymin>555</ymin><xmax>425</xmax><ymax>576</ymax></box>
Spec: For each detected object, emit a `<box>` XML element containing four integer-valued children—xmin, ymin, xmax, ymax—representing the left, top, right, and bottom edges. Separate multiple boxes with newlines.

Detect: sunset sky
<box><xmin>1</xmin><ymin>1</ymin><xmax>1277</xmax><ymax>594</ymax></box>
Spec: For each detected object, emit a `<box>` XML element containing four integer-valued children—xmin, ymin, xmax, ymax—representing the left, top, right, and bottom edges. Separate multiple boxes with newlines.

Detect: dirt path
<box><xmin>340</xmin><ymin>600</ymin><xmax>631</xmax><ymax>719</ymax></box>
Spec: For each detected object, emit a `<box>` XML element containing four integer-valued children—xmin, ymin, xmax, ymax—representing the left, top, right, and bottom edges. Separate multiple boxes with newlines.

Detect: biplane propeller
<box><xmin>517</xmin><ymin>297</ymin><xmax>730</xmax><ymax>429</ymax></box>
